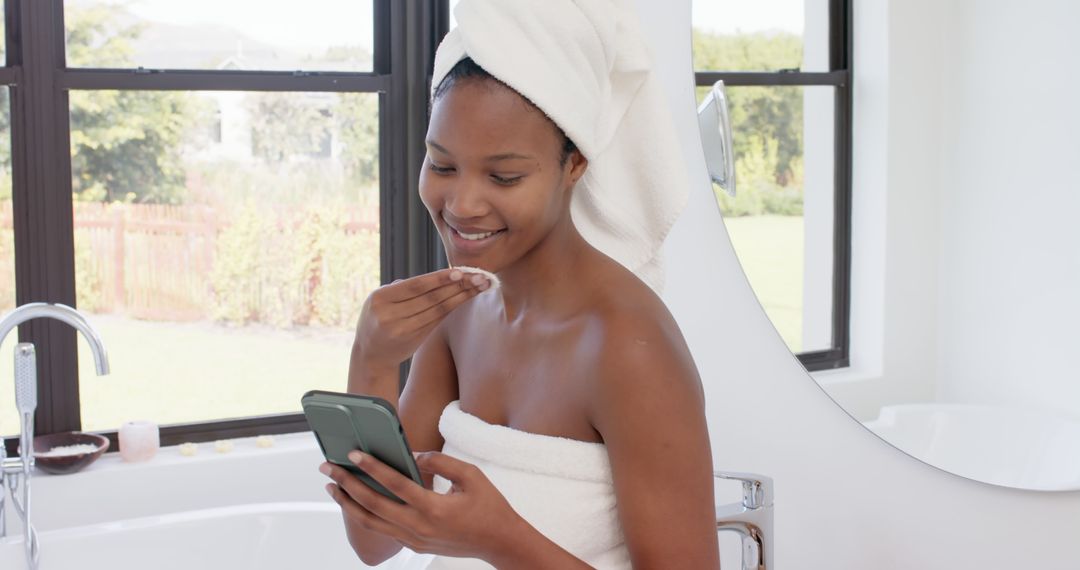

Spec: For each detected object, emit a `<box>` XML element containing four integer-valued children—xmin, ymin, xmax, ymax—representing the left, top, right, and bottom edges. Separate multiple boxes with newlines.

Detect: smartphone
<box><xmin>301</xmin><ymin>389</ymin><xmax>424</xmax><ymax>504</ymax></box>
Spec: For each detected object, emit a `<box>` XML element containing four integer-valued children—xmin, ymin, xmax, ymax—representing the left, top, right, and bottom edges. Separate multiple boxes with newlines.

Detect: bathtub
<box><xmin>1</xmin><ymin>431</ymin><xmax>746</xmax><ymax>568</ymax></box>
<box><xmin>863</xmin><ymin>403</ymin><xmax>1080</xmax><ymax>490</ymax></box>
<box><xmin>0</xmin><ymin>500</ymin><xmax>440</xmax><ymax>569</ymax></box>
<box><xmin>0</xmin><ymin>502</ymin><xmax>354</xmax><ymax>569</ymax></box>
<box><xmin>0</xmin><ymin>432</ymin><xmax>429</xmax><ymax>569</ymax></box>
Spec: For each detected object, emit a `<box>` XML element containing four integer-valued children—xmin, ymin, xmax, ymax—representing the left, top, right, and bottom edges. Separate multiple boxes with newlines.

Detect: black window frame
<box><xmin>694</xmin><ymin>0</ymin><xmax>853</xmax><ymax>372</ymax></box>
<box><xmin>3</xmin><ymin>1</ymin><xmax>853</xmax><ymax>455</ymax></box>
<box><xmin>3</xmin><ymin>0</ymin><xmax>451</xmax><ymax>455</ymax></box>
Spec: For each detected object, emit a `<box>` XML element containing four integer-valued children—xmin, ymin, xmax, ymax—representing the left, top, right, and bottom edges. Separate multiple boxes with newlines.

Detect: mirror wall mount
<box><xmin>696</xmin><ymin>80</ymin><xmax>736</xmax><ymax>197</ymax></box>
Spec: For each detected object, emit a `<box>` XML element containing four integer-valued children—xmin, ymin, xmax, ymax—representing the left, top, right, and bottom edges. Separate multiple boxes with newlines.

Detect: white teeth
<box><xmin>459</xmin><ymin>229</ymin><xmax>498</xmax><ymax>240</ymax></box>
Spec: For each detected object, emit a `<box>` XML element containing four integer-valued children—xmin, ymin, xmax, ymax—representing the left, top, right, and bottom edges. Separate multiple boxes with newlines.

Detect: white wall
<box><xmin>801</xmin><ymin>0</ymin><xmax>835</xmax><ymax>352</ymax></box>
<box><xmin>815</xmin><ymin>0</ymin><xmax>947</xmax><ymax>422</ymax></box>
<box><xmin>646</xmin><ymin>1</ymin><xmax>1080</xmax><ymax>568</ymax></box>
<box><xmin>819</xmin><ymin>0</ymin><xmax>1080</xmax><ymax>424</ymax></box>
<box><xmin>935</xmin><ymin>0</ymin><xmax>1080</xmax><ymax>416</ymax></box>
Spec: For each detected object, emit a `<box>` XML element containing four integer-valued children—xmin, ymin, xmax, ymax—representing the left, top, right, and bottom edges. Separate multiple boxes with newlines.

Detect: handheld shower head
<box><xmin>14</xmin><ymin>343</ymin><xmax>37</xmax><ymax>415</ymax></box>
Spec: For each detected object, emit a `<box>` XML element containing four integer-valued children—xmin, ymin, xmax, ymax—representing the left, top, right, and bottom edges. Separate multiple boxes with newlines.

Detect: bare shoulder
<box><xmin>580</xmin><ymin>262</ymin><xmax>703</xmax><ymax>418</ymax></box>
<box><xmin>580</xmin><ymin>262</ymin><xmax>719</xmax><ymax>567</ymax></box>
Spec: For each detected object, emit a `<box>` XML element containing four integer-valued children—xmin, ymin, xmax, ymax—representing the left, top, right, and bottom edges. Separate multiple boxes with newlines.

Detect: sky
<box><xmin>67</xmin><ymin>0</ymin><xmax>803</xmax><ymax>53</ymax></box>
<box><xmin>691</xmin><ymin>0</ymin><xmax>805</xmax><ymax>35</ymax></box>
<box><xmin>448</xmin><ymin>0</ymin><xmax>804</xmax><ymax>34</ymax></box>
<box><xmin>68</xmin><ymin>0</ymin><xmax>376</xmax><ymax>52</ymax></box>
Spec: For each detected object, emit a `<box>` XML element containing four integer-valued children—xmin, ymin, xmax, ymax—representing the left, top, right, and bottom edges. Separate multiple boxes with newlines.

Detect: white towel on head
<box><xmin>431</xmin><ymin>0</ymin><xmax>688</xmax><ymax>294</ymax></box>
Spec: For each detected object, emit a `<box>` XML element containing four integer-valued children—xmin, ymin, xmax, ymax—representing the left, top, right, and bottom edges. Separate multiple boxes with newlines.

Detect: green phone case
<box><xmin>301</xmin><ymin>389</ymin><xmax>424</xmax><ymax>504</ymax></box>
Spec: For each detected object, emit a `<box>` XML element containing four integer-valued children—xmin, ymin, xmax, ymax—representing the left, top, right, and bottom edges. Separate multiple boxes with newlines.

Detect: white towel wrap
<box><xmin>419</xmin><ymin>400</ymin><xmax>632</xmax><ymax>569</ymax></box>
<box><xmin>376</xmin><ymin>400</ymin><xmax>631</xmax><ymax>569</ymax></box>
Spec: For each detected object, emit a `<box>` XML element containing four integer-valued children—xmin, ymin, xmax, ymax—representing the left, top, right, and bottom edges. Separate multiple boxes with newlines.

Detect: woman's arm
<box><xmin>342</xmin><ymin>323</ymin><xmax>460</xmax><ymax>567</ymax></box>
<box><xmin>587</xmin><ymin>310</ymin><xmax>721</xmax><ymax>569</ymax></box>
<box><xmin>485</xmin><ymin>518</ymin><xmax>595</xmax><ymax>569</ymax></box>
<box><xmin>341</xmin><ymin>340</ymin><xmax>405</xmax><ymax>566</ymax></box>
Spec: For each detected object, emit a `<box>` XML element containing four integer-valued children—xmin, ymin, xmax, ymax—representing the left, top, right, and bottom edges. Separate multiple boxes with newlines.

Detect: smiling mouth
<box><xmin>450</xmin><ymin>226</ymin><xmax>506</xmax><ymax>240</ymax></box>
<box><xmin>448</xmin><ymin>224</ymin><xmax>506</xmax><ymax>241</ymax></box>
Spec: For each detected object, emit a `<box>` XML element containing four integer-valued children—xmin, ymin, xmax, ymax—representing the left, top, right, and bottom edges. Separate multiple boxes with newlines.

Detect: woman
<box><xmin>319</xmin><ymin>6</ymin><xmax>720</xmax><ymax>570</ymax></box>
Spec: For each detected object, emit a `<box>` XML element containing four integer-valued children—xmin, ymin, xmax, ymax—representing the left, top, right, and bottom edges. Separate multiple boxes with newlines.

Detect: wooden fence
<box><xmin>0</xmin><ymin>200</ymin><xmax>379</xmax><ymax>321</ymax></box>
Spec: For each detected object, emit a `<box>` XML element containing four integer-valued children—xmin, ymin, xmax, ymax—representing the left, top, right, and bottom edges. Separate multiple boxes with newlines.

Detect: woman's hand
<box><xmin>320</xmin><ymin>450</ymin><xmax>526</xmax><ymax>564</ymax></box>
<box><xmin>353</xmin><ymin>268</ymin><xmax>492</xmax><ymax>373</ymax></box>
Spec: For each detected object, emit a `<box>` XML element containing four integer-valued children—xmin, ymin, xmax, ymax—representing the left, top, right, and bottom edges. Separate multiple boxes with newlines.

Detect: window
<box><xmin>692</xmin><ymin>0</ymin><xmax>851</xmax><ymax>370</ymax></box>
<box><xmin>2</xmin><ymin>1</ymin><xmax>448</xmax><ymax>450</ymax></box>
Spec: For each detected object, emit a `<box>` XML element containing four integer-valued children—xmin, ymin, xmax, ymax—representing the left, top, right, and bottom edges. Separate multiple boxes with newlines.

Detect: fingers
<box><xmin>321</xmin><ymin>462</ymin><xmax>420</xmax><ymax>527</ymax></box>
<box><xmin>414</xmin><ymin>451</ymin><xmax>482</xmax><ymax>489</ymax></box>
<box><xmin>325</xmin><ymin>482</ymin><xmax>422</xmax><ymax>548</ymax></box>
<box><xmin>396</xmin><ymin>277</ymin><xmax>488</xmax><ymax>320</ymax></box>
<box><xmin>380</xmin><ymin>268</ymin><xmax>466</xmax><ymax>302</ymax></box>
<box><xmin>347</xmin><ymin>451</ymin><xmax>429</xmax><ymax>507</ymax></box>
<box><xmin>403</xmin><ymin>287</ymin><xmax>481</xmax><ymax>333</ymax></box>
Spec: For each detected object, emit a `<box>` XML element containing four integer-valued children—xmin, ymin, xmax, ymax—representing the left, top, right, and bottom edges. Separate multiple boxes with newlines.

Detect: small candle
<box><xmin>119</xmin><ymin>420</ymin><xmax>160</xmax><ymax>462</ymax></box>
<box><xmin>179</xmin><ymin>442</ymin><xmax>198</xmax><ymax>456</ymax></box>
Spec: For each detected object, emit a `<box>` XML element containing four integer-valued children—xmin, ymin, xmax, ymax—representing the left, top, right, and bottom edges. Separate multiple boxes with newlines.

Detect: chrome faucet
<box><xmin>0</xmin><ymin>303</ymin><xmax>109</xmax><ymax>570</ymax></box>
<box><xmin>715</xmin><ymin>471</ymin><xmax>774</xmax><ymax>570</ymax></box>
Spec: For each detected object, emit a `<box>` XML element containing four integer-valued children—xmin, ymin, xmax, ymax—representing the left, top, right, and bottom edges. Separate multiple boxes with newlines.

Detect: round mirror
<box><xmin>694</xmin><ymin>0</ymin><xmax>1080</xmax><ymax>490</ymax></box>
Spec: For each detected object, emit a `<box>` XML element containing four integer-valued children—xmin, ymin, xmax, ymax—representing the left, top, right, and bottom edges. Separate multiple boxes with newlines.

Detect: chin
<box><xmin>448</xmin><ymin>254</ymin><xmax>493</xmax><ymax>270</ymax></box>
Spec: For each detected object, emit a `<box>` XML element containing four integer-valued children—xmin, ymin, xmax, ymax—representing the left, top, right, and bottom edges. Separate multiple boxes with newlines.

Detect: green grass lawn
<box><xmin>1</xmin><ymin>215</ymin><xmax>804</xmax><ymax>437</ymax></box>
<box><xmin>0</xmin><ymin>315</ymin><xmax>354</xmax><ymax>436</ymax></box>
<box><xmin>722</xmin><ymin>215</ymin><xmax>804</xmax><ymax>352</ymax></box>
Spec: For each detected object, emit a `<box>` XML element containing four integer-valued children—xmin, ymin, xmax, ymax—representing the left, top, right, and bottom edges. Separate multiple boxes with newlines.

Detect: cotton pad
<box><xmin>454</xmin><ymin>265</ymin><xmax>500</xmax><ymax>289</ymax></box>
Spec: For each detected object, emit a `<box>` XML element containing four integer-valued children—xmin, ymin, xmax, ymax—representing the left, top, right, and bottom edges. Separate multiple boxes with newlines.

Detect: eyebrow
<box><xmin>426</xmin><ymin>140</ymin><xmax>535</xmax><ymax>162</ymax></box>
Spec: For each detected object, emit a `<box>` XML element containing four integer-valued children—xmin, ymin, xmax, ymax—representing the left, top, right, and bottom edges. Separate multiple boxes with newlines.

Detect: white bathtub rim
<box><xmin>0</xmin><ymin>500</ymin><xmax>338</xmax><ymax>547</ymax></box>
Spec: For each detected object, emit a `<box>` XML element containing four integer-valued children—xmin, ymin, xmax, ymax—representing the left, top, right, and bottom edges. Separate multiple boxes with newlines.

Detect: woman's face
<box><xmin>420</xmin><ymin>78</ymin><xmax>585</xmax><ymax>271</ymax></box>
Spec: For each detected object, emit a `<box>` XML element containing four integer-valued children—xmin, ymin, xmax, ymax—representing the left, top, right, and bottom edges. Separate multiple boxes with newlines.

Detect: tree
<box><xmin>692</xmin><ymin>29</ymin><xmax>804</xmax><ymax>187</ymax></box>
<box><xmin>66</xmin><ymin>4</ymin><xmax>201</xmax><ymax>204</ymax></box>
<box><xmin>334</xmin><ymin>92</ymin><xmax>380</xmax><ymax>188</ymax></box>
<box><xmin>310</xmin><ymin>45</ymin><xmax>380</xmax><ymax>190</ymax></box>
<box><xmin>245</xmin><ymin>92</ymin><xmax>334</xmax><ymax>163</ymax></box>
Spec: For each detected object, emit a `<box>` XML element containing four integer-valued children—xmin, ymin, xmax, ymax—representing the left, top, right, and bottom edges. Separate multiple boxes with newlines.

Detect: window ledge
<box><xmin>31</xmin><ymin>430</ymin><xmax>317</xmax><ymax>481</ymax></box>
<box><xmin>4</xmin><ymin>431</ymin><xmax>328</xmax><ymax>534</ymax></box>
<box><xmin>810</xmin><ymin>365</ymin><xmax>882</xmax><ymax>386</ymax></box>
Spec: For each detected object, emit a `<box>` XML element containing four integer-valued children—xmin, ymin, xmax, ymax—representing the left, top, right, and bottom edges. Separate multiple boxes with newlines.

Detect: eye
<box><xmin>429</xmin><ymin>163</ymin><xmax>455</xmax><ymax>174</ymax></box>
<box><xmin>491</xmin><ymin>174</ymin><xmax>523</xmax><ymax>186</ymax></box>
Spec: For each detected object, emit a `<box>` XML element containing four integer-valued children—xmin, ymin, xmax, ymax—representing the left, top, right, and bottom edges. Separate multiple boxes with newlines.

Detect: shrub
<box><xmin>209</xmin><ymin>200</ymin><xmax>379</xmax><ymax>329</ymax></box>
<box><xmin>74</xmin><ymin>230</ymin><xmax>104</xmax><ymax>312</ymax></box>
<box><xmin>716</xmin><ymin>135</ymin><xmax>804</xmax><ymax>217</ymax></box>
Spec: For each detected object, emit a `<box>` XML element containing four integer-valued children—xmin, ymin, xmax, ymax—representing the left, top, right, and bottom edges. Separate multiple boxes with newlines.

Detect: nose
<box><xmin>444</xmin><ymin>176</ymin><xmax>490</xmax><ymax>220</ymax></box>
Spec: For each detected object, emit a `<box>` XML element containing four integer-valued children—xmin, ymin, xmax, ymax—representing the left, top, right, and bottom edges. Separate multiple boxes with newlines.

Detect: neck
<box><xmin>494</xmin><ymin>215</ymin><xmax>591</xmax><ymax>323</ymax></box>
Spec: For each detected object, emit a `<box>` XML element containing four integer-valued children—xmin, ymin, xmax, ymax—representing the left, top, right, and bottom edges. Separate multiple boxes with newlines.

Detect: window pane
<box><xmin>64</xmin><ymin>0</ymin><xmax>375</xmax><ymax>73</ymax></box>
<box><xmin>1</xmin><ymin>0</ymin><xmax>6</xmax><ymax>66</ymax></box>
<box><xmin>0</xmin><ymin>86</ymin><xmax>15</xmax><ymax>438</ymax></box>
<box><xmin>691</xmin><ymin>0</ymin><xmax>830</xmax><ymax>72</ymax></box>
<box><xmin>699</xmin><ymin>85</ymin><xmax>835</xmax><ymax>353</ymax></box>
<box><xmin>70</xmin><ymin>90</ymin><xmax>380</xmax><ymax>431</ymax></box>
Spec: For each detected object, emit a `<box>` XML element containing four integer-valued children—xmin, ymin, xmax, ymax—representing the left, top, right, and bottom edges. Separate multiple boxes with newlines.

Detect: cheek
<box><xmin>418</xmin><ymin>170</ymin><xmax>442</xmax><ymax>212</ymax></box>
<box><xmin>505</xmin><ymin>182</ymin><xmax>564</xmax><ymax>230</ymax></box>
<box><xmin>536</xmin><ymin>177</ymin><xmax>568</xmax><ymax>219</ymax></box>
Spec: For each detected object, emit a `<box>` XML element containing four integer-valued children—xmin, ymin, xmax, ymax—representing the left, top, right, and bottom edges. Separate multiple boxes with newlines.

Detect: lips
<box><xmin>446</xmin><ymin>224</ymin><xmax>506</xmax><ymax>253</ymax></box>
<box><xmin>443</xmin><ymin>217</ymin><xmax>503</xmax><ymax>234</ymax></box>
<box><xmin>455</xmin><ymin>227</ymin><xmax>500</xmax><ymax>239</ymax></box>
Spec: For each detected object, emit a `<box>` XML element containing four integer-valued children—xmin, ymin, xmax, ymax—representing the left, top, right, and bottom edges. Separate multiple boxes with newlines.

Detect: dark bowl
<box><xmin>29</xmin><ymin>432</ymin><xmax>110</xmax><ymax>475</ymax></box>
